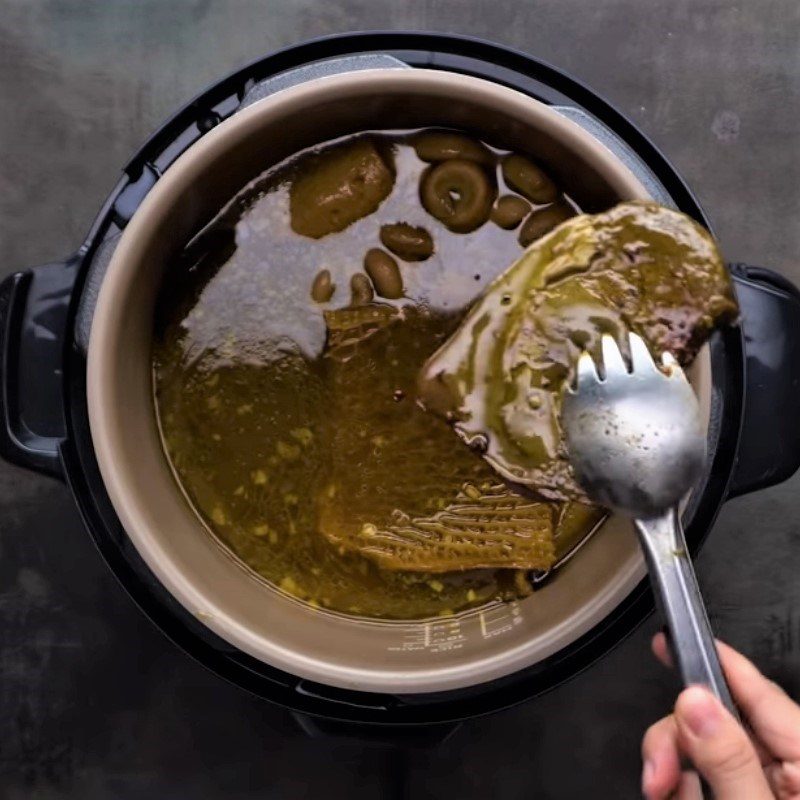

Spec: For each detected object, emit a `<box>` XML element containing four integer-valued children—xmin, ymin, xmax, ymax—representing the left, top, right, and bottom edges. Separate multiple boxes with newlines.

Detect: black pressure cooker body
<box><xmin>3</xmin><ymin>33</ymin><xmax>799</xmax><ymax>737</ymax></box>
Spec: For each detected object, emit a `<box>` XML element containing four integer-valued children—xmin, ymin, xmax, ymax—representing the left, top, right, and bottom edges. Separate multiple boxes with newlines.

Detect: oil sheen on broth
<box><xmin>153</xmin><ymin>130</ymin><xmax>602</xmax><ymax>620</ymax></box>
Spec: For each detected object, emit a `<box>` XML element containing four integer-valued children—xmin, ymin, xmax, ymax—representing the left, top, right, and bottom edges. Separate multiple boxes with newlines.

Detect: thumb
<box><xmin>674</xmin><ymin>686</ymin><xmax>772</xmax><ymax>799</ymax></box>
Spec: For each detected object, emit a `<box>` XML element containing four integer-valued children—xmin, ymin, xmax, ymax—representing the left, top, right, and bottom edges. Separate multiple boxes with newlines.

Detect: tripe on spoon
<box><xmin>418</xmin><ymin>201</ymin><xmax>738</xmax><ymax>503</ymax></box>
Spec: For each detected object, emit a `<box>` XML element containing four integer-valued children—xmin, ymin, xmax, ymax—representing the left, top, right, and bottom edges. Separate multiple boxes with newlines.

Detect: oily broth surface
<box><xmin>153</xmin><ymin>131</ymin><xmax>588</xmax><ymax>619</ymax></box>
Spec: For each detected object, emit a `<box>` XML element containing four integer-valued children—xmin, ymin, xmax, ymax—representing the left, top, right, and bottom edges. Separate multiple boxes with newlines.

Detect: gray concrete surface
<box><xmin>1</xmin><ymin>1</ymin><xmax>799</xmax><ymax>797</ymax></box>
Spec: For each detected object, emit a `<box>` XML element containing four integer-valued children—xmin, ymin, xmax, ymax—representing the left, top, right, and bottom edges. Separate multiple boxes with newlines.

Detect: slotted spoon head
<box><xmin>562</xmin><ymin>332</ymin><xmax>706</xmax><ymax>518</ymax></box>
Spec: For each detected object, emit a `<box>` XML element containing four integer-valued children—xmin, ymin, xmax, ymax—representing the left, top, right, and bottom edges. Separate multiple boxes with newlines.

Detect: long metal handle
<box><xmin>635</xmin><ymin>508</ymin><xmax>738</xmax><ymax>718</ymax></box>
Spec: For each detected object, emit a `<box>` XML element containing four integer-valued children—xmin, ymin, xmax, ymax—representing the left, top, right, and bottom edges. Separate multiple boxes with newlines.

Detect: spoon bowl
<box><xmin>563</xmin><ymin>333</ymin><xmax>706</xmax><ymax>517</ymax></box>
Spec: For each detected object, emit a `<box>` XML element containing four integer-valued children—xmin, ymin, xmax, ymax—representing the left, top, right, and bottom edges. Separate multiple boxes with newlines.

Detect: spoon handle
<box><xmin>634</xmin><ymin>507</ymin><xmax>738</xmax><ymax>719</ymax></box>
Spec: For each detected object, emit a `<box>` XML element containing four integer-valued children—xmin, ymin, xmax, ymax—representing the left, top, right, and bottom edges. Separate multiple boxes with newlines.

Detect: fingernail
<box><xmin>680</xmin><ymin>686</ymin><xmax>724</xmax><ymax>738</ymax></box>
<box><xmin>641</xmin><ymin>758</ymin><xmax>655</xmax><ymax>794</ymax></box>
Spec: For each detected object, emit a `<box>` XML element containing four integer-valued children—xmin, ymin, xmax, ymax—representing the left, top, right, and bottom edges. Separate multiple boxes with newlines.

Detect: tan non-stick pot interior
<box><xmin>87</xmin><ymin>69</ymin><xmax>711</xmax><ymax>693</ymax></box>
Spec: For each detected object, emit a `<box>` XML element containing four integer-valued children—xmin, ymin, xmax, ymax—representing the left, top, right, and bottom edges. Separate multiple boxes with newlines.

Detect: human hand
<box><xmin>641</xmin><ymin>633</ymin><xmax>800</xmax><ymax>799</ymax></box>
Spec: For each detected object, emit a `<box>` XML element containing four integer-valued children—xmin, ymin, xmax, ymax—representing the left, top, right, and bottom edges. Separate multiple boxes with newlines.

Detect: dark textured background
<box><xmin>1</xmin><ymin>2</ymin><xmax>798</xmax><ymax>797</ymax></box>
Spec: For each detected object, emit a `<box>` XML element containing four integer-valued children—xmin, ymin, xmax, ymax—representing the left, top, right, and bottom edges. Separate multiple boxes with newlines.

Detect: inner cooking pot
<box><xmin>88</xmin><ymin>68</ymin><xmax>713</xmax><ymax>693</ymax></box>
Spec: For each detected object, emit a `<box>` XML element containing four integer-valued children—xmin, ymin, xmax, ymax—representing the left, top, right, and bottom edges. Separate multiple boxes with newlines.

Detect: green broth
<box><xmin>153</xmin><ymin>130</ymin><xmax>596</xmax><ymax>619</ymax></box>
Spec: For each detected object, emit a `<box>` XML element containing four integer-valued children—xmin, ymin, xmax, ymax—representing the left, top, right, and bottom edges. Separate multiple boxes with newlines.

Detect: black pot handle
<box><xmin>0</xmin><ymin>258</ymin><xmax>80</xmax><ymax>480</ymax></box>
<box><xmin>728</xmin><ymin>264</ymin><xmax>800</xmax><ymax>498</ymax></box>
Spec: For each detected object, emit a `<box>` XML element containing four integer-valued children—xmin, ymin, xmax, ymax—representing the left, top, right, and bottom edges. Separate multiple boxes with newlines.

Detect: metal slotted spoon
<box><xmin>562</xmin><ymin>332</ymin><xmax>737</xmax><ymax>715</ymax></box>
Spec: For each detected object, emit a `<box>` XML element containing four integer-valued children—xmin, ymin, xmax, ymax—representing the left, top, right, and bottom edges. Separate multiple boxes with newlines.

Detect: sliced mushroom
<box><xmin>518</xmin><ymin>202</ymin><xmax>575</xmax><ymax>247</ymax></box>
<box><xmin>364</xmin><ymin>249</ymin><xmax>403</xmax><ymax>299</ymax></box>
<box><xmin>502</xmin><ymin>154</ymin><xmax>559</xmax><ymax>204</ymax></box>
<box><xmin>379</xmin><ymin>223</ymin><xmax>434</xmax><ymax>261</ymax></box>
<box><xmin>310</xmin><ymin>269</ymin><xmax>335</xmax><ymax>303</ymax></box>
<box><xmin>420</xmin><ymin>160</ymin><xmax>496</xmax><ymax>233</ymax></box>
<box><xmin>350</xmin><ymin>273</ymin><xmax>375</xmax><ymax>305</ymax></box>
<box><xmin>411</xmin><ymin>131</ymin><xmax>494</xmax><ymax>165</ymax></box>
<box><xmin>490</xmin><ymin>195</ymin><xmax>531</xmax><ymax>230</ymax></box>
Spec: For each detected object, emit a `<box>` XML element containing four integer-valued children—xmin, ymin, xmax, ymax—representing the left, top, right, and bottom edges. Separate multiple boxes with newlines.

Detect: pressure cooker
<box><xmin>3</xmin><ymin>33</ymin><xmax>799</xmax><ymax>742</ymax></box>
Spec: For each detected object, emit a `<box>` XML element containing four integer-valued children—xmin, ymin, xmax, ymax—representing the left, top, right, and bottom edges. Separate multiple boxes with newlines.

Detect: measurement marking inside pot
<box><xmin>386</xmin><ymin>618</ymin><xmax>467</xmax><ymax>653</ymax></box>
<box><xmin>479</xmin><ymin>603</ymin><xmax>522</xmax><ymax>639</ymax></box>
